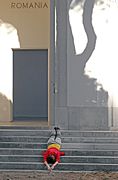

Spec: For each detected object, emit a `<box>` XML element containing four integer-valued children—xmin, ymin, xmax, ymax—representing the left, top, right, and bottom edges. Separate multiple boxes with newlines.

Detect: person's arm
<box><xmin>60</xmin><ymin>151</ymin><xmax>65</xmax><ymax>156</ymax></box>
<box><xmin>51</xmin><ymin>161</ymin><xmax>58</xmax><ymax>170</ymax></box>
<box><xmin>51</xmin><ymin>151</ymin><xmax>60</xmax><ymax>170</ymax></box>
<box><xmin>50</xmin><ymin>151</ymin><xmax>65</xmax><ymax>170</ymax></box>
<box><xmin>44</xmin><ymin>161</ymin><xmax>51</xmax><ymax>171</ymax></box>
<box><xmin>43</xmin><ymin>150</ymin><xmax>51</xmax><ymax>171</ymax></box>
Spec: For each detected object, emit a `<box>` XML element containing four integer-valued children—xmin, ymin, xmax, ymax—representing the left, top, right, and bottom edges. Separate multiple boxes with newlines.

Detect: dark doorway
<box><xmin>13</xmin><ymin>49</ymin><xmax>48</xmax><ymax>121</ymax></box>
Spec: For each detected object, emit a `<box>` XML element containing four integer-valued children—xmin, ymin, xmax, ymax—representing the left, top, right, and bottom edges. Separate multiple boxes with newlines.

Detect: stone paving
<box><xmin>0</xmin><ymin>172</ymin><xmax>118</xmax><ymax>180</ymax></box>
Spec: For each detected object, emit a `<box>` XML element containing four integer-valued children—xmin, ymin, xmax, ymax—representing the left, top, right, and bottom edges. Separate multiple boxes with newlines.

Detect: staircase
<box><xmin>0</xmin><ymin>127</ymin><xmax>118</xmax><ymax>171</ymax></box>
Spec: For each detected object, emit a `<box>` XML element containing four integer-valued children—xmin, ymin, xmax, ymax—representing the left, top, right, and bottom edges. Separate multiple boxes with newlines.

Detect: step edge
<box><xmin>0</xmin><ymin>162</ymin><xmax>118</xmax><ymax>166</ymax></box>
<box><xmin>0</xmin><ymin>155</ymin><xmax>118</xmax><ymax>158</ymax></box>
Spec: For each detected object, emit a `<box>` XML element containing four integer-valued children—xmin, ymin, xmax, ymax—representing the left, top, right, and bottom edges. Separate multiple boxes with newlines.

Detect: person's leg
<box><xmin>54</xmin><ymin>128</ymin><xmax>62</xmax><ymax>145</ymax></box>
<box><xmin>55</xmin><ymin>136</ymin><xmax>61</xmax><ymax>145</ymax></box>
<box><xmin>56</xmin><ymin>128</ymin><xmax>61</xmax><ymax>138</ymax></box>
<box><xmin>47</xmin><ymin>127</ymin><xmax>61</xmax><ymax>146</ymax></box>
<box><xmin>47</xmin><ymin>128</ymin><xmax>56</xmax><ymax>146</ymax></box>
<box><xmin>49</xmin><ymin>127</ymin><xmax>61</xmax><ymax>137</ymax></box>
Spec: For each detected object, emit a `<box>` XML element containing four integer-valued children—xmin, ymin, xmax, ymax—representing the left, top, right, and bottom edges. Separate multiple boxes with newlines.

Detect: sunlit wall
<box><xmin>0</xmin><ymin>0</ymin><xmax>50</xmax><ymax>121</ymax></box>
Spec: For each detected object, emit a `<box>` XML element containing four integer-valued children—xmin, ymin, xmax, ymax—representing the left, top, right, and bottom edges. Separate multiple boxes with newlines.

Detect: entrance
<box><xmin>13</xmin><ymin>49</ymin><xmax>48</xmax><ymax>121</ymax></box>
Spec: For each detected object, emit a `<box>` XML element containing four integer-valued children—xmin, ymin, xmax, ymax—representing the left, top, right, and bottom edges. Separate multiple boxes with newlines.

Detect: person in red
<box><xmin>43</xmin><ymin>127</ymin><xmax>65</xmax><ymax>171</ymax></box>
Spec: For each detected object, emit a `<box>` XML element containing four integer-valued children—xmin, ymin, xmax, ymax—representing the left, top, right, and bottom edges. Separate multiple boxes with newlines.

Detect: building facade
<box><xmin>0</xmin><ymin>0</ymin><xmax>118</xmax><ymax>130</ymax></box>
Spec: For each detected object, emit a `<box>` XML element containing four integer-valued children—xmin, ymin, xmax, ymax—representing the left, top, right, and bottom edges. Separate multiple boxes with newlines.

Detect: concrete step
<box><xmin>0</xmin><ymin>126</ymin><xmax>49</xmax><ymax>130</ymax></box>
<box><xmin>0</xmin><ymin>155</ymin><xmax>118</xmax><ymax>164</ymax></box>
<box><xmin>1</xmin><ymin>136</ymin><xmax>118</xmax><ymax>143</ymax></box>
<box><xmin>1</xmin><ymin>142</ymin><xmax>118</xmax><ymax>150</ymax></box>
<box><xmin>0</xmin><ymin>136</ymin><xmax>48</xmax><ymax>143</ymax></box>
<box><xmin>0</xmin><ymin>148</ymin><xmax>118</xmax><ymax>156</ymax></box>
<box><xmin>62</xmin><ymin>143</ymin><xmax>118</xmax><ymax>150</ymax></box>
<box><xmin>62</xmin><ymin>131</ymin><xmax>118</xmax><ymax>137</ymax></box>
<box><xmin>0</xmin><ymin>142</ymin><xmax>44</xmax><ymax>149</ymax></box>
<box><xmin>1</xmin><ymin>129</ymin><xmax>118</xmax><ymax>137</ymax></box>
<box><xmin>0</xmin><ymin>155</ymin><xmax>41</xmax><ymax>162</ymax></box>
<box><xmin>0</xmin><ymin>128</ymin><xmax>118</xmax><ymax>171</ymax></box>
<box><xmin>0</xmin><ymin>162</ymin><xmax>118</xmax><ymax>171</ymax></box>
<box><xmin>56</xmin><ymin>163</ymin><xmax>118</xmax><ymax>172</ymax></box>
<box><xmin>0</xmin><ymin>129</ymin><xmax>50</xmax><ymax>137</ymax></box>
<box><xmin>61</xmin><ymin>156</ymin><xmax>118</xmax><ymax>164</ymax></box>
<box><xmin>62</xmin><ymin>137</ymin><xmax>118</xmax><ymax>143</ymax></box>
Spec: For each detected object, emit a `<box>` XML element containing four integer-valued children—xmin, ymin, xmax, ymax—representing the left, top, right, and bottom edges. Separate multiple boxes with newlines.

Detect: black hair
<box><xmin>47</xmin><ymin>155</ymin><xmax>56</xmax><ymax>164</ymax></box>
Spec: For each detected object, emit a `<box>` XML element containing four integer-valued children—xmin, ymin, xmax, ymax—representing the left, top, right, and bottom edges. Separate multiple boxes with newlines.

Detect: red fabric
<box><xmin>43</xmin><ymin>147</ymin><xmax>65</xmax><ymax>162</ymax></box>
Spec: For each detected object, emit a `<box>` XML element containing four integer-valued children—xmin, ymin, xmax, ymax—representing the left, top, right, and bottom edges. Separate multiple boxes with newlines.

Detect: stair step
<box><xmin>0</xmin><ymin>136</ymin><xmax>48</xmax><ymax>143</ymax></box>
<box><xmin>56</xmin><ymin>163</ymin><xmax>118</xmax><ymax>172</ymax></box>
<box><xmin>0</xmin><ymin>162</ymin><xmax>118</xmax><ymax>171</ymax></box>
<box><xmin>1</xmin><ymin>142</ymin><xmax>118</xmax><ymax>150</ymax></box>
<box><xmin>62</xmin><ymin>156</ymin><xmax>118</xmax><ymax>164</ymax></box>
<box><xmin>62</xmin><ymin>143</ymin><xmax>118</xmax><ymax>150</ymax></box>
<box><xmin>0</xmin><ymin>155</ymin><xmax>42</xmax><ymax>162</ymax></box>
<box><xmin>6</xmin><ymin>142</ymin><xmax>118</xmax><ymax>150</ymax></box>
<box><xmin>0</xmin><ymin>148</ymin><xmax>118</xmax><ymax>156</ymax></box>
<box><xmin>0</xmin><ymin>155</ymin><xmax>118</xmax><ymax>164</ymax></box>
<box><xmin>1</xmin><ymin>129</ymin><xmax>118</xmax><ymax>137</ymax></box>
<box><xmin>0</xmin><ymin>142</ymin><xmax>45</xmax><ymax>149</ymax></box>
<box><xmin>62</xmin><ymin>131</ymin><xmax>118</xmax><ymax>137</ymax></box>
<box><xmin>0</xmin><ymin>130</ymin><xmax>50</xmax><ymax>137</ymax></box>
<box><xmin>62</xmin><ymin>137</ymin><xmax>118</xmax><ymax>143</ymax></box>
<box><xmin>1</xmin><ymin>136</ymin><xmax>118</xmax><ymax>143</ymax></box>
<box><xmin>0</xmin><ymin>148</ymin><xmax>42</xmax><ymax>155</ymax></box>
<box><xmin>0</xmin><ymin>128</ymin><xmax>118</xmax><ymax>172</ymax></box>
<box><xmin>0</xmin><ymin>126</ymin><xmax>49</xmax><ymax>130</ymax></box>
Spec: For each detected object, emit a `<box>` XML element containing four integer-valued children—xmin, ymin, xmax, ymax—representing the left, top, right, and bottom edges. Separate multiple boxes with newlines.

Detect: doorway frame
<box><xmin>8</xmin><ymin>0</ymin><xmax>56</xmax><ymax>127</ymax></box>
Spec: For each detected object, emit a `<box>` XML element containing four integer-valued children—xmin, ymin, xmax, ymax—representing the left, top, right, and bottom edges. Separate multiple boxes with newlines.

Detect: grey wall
<box><xmin>54</xmin><ymin>0</ymin><xmax>109</xmax><ymax>130</ymax></box>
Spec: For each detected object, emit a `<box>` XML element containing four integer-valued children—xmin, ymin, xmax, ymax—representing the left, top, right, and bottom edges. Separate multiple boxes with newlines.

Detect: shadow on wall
<box><xmin>68</xmin><ymin>0</ymin><xmax>108</xmax><ymax>107</ymax></box>
<box><xmin>0</xmin><ymin>93</ymin><xmax>12</xmax><ymax>121</ymax></box>
<box><xmin>67</xmin><ymin>0</ymin><xmax>109</xmax><ymax>129</ymax></box>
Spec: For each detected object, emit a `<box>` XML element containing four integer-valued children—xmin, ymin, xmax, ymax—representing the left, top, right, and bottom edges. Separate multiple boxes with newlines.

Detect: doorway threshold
<box><xmin>0</xmin><ymin>120</ymin><xmax>48</xmax><ymax>127</ymax></box>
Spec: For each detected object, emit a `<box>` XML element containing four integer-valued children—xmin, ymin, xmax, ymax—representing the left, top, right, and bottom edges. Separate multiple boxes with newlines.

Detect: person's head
<box><xmin>47</xmin><ymin>155</ymin><xmax>56</xmax><ymax>164</ymax></box>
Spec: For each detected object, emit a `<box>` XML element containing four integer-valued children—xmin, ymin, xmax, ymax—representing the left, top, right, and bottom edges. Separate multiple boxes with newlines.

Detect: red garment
<box><xmin>43</xmin><ymin>147</ymin><xmax>65</xmax><ymax>162</ymax></box>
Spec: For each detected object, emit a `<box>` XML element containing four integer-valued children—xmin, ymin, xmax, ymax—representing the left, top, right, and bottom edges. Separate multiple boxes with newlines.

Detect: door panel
<box><xmin>13</xmin><ymin>49</ymin><xmax>48</xmax><ymax>120</ymax></box>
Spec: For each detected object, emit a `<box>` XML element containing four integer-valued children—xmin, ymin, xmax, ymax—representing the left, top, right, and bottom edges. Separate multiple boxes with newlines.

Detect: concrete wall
<box><xmin>54</xmin><ymin>0</ymin><xmax>111</xmax><ymax>130</ymax></box>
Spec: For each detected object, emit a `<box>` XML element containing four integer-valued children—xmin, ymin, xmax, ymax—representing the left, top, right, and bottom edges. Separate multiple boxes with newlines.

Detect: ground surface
<box><xmin>0</xmin><ymin>171</ymin><xmax>118</xmax><ymax>180</ymax></box>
